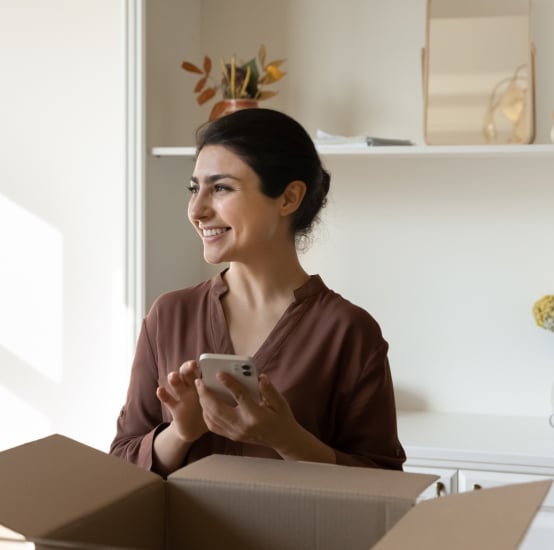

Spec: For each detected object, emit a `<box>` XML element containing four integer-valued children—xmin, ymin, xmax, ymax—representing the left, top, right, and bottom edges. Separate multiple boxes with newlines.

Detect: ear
<box><xmin>279</xmin><ymin>180</ymin><xmax>307</xmax><ymax>217</ymax></box>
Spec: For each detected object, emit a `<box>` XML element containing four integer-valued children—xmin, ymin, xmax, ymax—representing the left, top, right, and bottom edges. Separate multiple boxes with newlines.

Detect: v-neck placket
<box><xmin>207</xmin><ymin>271</ymin><xmax>326</xmax><ymax>373</ymax></box>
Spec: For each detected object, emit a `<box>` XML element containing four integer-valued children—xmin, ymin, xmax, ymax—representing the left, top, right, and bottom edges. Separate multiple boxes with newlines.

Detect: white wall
<box><xmin>0</xmin><ymin>0</ymin><xmax>130</xmax><ymax>452</ymax></box>
<box><xmin>301</xmin><ymin>155</ymin><xmax>554</xmax><ymax>417</ymax></box>
<box><xmin>144</xmin><ymin>0</ymin><xmax>554</xmax><ymax>419</ymax></box>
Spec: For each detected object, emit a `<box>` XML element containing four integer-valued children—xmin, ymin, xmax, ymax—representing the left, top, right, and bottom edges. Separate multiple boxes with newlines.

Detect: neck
<box><xmin>223</xmin><ymin>253</ymin><xmax>309</xmax><ymax>308</ymax></box>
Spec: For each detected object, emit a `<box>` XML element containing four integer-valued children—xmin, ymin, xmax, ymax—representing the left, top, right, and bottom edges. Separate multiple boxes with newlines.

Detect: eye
<box><xmin>214</xmin><ymin>183</ymin><xmax>232</xmax><ymax>193</ymax></box>
<box><xmin>186</xmin><ymin>183</ymin><xmax>199</xmax><ymax>194</ymax></box>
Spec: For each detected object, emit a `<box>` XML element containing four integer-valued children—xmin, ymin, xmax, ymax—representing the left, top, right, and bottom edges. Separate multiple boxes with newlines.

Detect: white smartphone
<box><xmin>198</xmin><ymin>353</ymin><xmax>260</xmax><ymax>406</ymax></box>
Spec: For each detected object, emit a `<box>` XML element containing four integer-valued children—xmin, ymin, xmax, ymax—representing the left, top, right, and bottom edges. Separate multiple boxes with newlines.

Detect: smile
<box><xmin>202</xmin><ymin>227</ymin><xmax>230</xmax><ymax>237</ymax></box>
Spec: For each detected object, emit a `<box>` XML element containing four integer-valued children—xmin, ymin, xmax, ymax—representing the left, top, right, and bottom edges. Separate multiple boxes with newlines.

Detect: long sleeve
<box><xmin>109</xmin><ymin>319</ymin><xmax>167</xmax><ymax>470</ymax></box>
<box><xmin>333</xmin><ymin>354</ymin><xmax>405</xmax><ymax>470</ymax></box>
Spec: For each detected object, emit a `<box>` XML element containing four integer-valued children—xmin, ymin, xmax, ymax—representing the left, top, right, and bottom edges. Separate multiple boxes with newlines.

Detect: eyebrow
<box><xmin>190</xmin><ymin>173</ymin><xmax>240</xmax><ymax>184</ymax></box>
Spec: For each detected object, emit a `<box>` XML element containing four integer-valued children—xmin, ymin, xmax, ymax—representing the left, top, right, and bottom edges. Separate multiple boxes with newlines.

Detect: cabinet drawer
<box><xmin>403</xmin><ymin>466</ymin><xmax>458</xmax><ymax>500</ymax></box>
<box><xmin>458</xmin><ymin>469</ymin><xmax>554</xmax><ymax>508</ymax></box>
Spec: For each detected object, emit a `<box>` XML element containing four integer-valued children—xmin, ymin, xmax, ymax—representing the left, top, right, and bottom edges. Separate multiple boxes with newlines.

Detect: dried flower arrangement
<box><xmin>533</xmin><ymin>295</ymin><xmax>554</xmax><ymax>333</ymax></box>
<box><xmin>181</xmin><ymin>45</ymin><xmax>286</xmax><ymax>121</ymax></box>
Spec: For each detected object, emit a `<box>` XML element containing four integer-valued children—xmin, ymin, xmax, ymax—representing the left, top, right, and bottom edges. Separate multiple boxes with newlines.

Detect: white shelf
<box><xmin>152</xmin><ymin>144</ymin><xmax>554</xmax><ymax>159</ymax></box>
<box><xmin>152</xmin><ymin>146</ymin><xmax>197</xmax><ymax>157</ymax></box>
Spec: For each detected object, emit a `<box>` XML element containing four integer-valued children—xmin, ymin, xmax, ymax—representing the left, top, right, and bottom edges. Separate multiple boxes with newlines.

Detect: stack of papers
<box><xmin>314</xmin><ymin>129</ymin><xmax>413</xmax><ymax>147</ymax></box>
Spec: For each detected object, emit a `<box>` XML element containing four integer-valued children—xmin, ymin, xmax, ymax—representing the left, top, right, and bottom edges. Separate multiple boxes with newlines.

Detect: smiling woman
<box><xmin>110</xmin><ymin>109</ymin><xmax>406</xmax><ymax>477</ymax></box>
<box><xmin>187</xmin><ymin>145</ymin><xmax>309</xmax><ymax>268</ymax></box>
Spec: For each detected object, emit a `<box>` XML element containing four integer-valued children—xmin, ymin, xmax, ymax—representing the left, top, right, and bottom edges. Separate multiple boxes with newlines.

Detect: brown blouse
<box><xmin>109</xmin><ymin>272</ymin><xmax>406</xmax><ymax>472</ymax></box>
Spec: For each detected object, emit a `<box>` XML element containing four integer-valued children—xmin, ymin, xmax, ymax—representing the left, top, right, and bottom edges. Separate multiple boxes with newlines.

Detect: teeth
<box><xmin>203</xmin><ymin>228</ymin><xmax>228</xmax><ymax>237</ymax></box>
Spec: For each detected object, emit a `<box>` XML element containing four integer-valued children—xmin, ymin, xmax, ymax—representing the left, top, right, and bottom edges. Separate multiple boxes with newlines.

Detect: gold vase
<box><xmin>219</xmin><ymin>98</ymin><xmax>258</xmax><ymax>118</ymax></box>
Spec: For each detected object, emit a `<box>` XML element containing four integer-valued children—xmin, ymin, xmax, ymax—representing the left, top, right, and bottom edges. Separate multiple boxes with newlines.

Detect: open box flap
<box><xmin>373</xmin><ymin>479</ymin><xmax>552</xmax><ymax>549</ymax></box>
<box><xmin>0</xmin><ymin>434</ymin><xmax>164</xmax><ymax>547</ymax></box>
<box><xmin>170</xmin><ymin>454</ymin><xmax>438</xmax><ymax>500</ymax></box>
<box><xmin>167</xmin><ymin>454</ymin><xmax>439</xmax><ymax>550</ymax></box>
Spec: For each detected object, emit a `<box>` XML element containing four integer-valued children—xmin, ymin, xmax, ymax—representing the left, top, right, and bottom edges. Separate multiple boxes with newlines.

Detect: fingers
<box><xmin>156</xmin><ymin>385</ymin><xmax>179</xmax><ymax>408</ymax></box>
<box><xmin>195</xmin><ymin>377</ymin><xmax>232</xmax><ymax>409</ymax></box>
<box><xmin>157</xmin><ymin>372</ymin><xmax>190</xmax><ymax>408</ymax></box>
<box><xmin>198</xmin><ymin>373</ymin><xmax>293</xmax><ymax>446</ymax></box>
<box><xmin>156</xmin><ymin>360</ymin><xmax>200</xmax><ymax>406</ymax></box>
<box><xmin>166</xmin><ymin>361</ymin><xmax>198</xmax><ymax>394</ymax></box>
<box><xmin>195</xmin><ymin>378</ymin><xmax>230</xmax><ymax>435</ymax></box>
<box><xmin>258</xmin><ymin>373</ymin><xmax>286</xmax><ymax>408</ymax></box>
<box><xmin>179</xmin><ymin>360</ymin><xmax>199</xmax><ymax>382</ymax></box>
<box><xmin>217</xmin><ymin>372</ymin><xmax>258</xmax><ymax>406</ymax></box>
<box><xmin>194</xmin><ymin>377</ymin><xmax>210</xmax><ymax>400</ymax></box>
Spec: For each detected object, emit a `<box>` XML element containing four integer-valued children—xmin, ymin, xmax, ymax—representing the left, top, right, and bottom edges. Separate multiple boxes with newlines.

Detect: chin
<box><xmin>203</xmin><ymin>253</ymin><xmax>228</xmax><ymax>265</ymax></box>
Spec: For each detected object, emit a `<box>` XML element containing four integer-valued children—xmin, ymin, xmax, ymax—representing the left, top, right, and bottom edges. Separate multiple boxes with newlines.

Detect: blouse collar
<box><xmin>211</xmin><ymin>269</ymin><xmax>326</xmax><ymax>303</ymax></box>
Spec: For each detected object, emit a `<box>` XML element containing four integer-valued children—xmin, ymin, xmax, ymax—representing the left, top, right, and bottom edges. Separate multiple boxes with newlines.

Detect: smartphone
<box><xmin>198</xmin><ymin>353</ymin><xmax>260</xmax><ymax>406</ymax></box>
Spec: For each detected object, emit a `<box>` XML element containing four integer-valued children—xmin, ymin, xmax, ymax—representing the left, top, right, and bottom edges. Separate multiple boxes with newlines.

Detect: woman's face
<box><xmin>188</xmin><ymin>145</ymin><xmax>287</xmax><ymax>265</ymax></box>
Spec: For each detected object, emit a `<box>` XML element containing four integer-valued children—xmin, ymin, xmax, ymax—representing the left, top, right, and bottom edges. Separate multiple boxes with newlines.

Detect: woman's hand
<box><xmin>195</xmin><ymin>373</ymin><xmax>292</xmax><ymax>448</ymax></box>
<box><xmin>195</xmin><ymin>372</ymin><xmax>335</xmax><ymax>463</ymax></box>
<box><xmin>156</xmin><ymin>360</ymin><xmax>208</xmax><ymax>443</ymax></box>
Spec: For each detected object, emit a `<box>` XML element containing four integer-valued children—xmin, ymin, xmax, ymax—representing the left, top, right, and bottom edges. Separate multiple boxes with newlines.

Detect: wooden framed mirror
<box><xmin>423</xmin><ymin>0</ymin><xmax>535</xmax><ymax>145</ymax></box>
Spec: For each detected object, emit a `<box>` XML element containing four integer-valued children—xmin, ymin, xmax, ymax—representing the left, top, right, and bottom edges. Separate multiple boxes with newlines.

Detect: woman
<box><xmin>110</xmin><ymin>108</ymin><xmax>406</xmax><ymax>476</ymax></box>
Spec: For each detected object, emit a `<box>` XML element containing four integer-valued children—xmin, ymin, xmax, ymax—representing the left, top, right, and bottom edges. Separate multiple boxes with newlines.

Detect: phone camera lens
<box><xmin>241</xmin><ymin>364</ymin><xmax>252</xmax><ymax>376</ymax></box>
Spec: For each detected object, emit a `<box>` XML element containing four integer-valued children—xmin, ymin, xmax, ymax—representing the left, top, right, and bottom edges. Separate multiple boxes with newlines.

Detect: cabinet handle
<box><xmin>436</xmin><ymin>481</ymin><xmax>446</xmax><ymax>497</ymax></box>
<box><xmin>473</xmin><ymin>483</ymin><xmax>482</xmax><ymax>490</ymax></box>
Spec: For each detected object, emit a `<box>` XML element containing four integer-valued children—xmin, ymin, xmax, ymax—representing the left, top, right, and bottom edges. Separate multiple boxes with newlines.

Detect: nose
<box><xmin>187</xmin><ymin>187</ymin><xmax>212</xmax><ymax>223</ymax></box>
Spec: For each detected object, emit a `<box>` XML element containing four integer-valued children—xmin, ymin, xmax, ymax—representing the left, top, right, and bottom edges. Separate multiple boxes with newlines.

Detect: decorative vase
<box><xmin>219</xmin><ymin>98</ymin><xmax>258</xmax><ymax>118</ymax></box>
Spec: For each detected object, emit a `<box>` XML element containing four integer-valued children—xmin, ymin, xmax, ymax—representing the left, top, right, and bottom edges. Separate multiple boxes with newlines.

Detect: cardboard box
<box><xmin>373</xmin><ymin>479</ymin><xmax>552</xmax><ymax>549</ymax></box>
<box><xmin>0</xmin><ymin>435</ymin><xmax>165</xmax><ymax>550</ymax></box>
<box><xmin>0</xmin><ymin>435</ymin><xmax>551</xmax><ymax>550</ymax></box>
<box><xmin>166</xmin><ymin>454</ymin><xmax>436</xmax><ymax>550</ymax></box>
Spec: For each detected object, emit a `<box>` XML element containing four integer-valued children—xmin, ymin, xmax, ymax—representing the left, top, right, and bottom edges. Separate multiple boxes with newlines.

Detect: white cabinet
<box><xmin>457</xmin><ymin>469</ymin><xmax>554</xmax><ymax>548</ymax></box>
<box><xmin>407</xmin><ymin>468</ymin><xmax>554</xmax><ymax>549</ymax></box>
<box><xmin>399</xmin><ymin>411</ymin><xmax>554</xmax><ymax>548</ymax></box>
<box><xmin>458</xmin><ymin>469</ymin><xmax>554</xmax><ymax>508</ymax></box>
<box><xmin>403</xmin><ymin>465</ymin><xmax>458</xmax><ymax>499</ymax></box>
<box><xmin>401</xmin><ymin>467</ymin><xmax>554</xmax><ymax>548</ymax></box>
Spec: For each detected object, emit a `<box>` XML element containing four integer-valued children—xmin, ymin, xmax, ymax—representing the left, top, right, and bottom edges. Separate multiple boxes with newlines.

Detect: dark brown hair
<box><xmin>195</xmin><ymin>108</ymin><xmax>330</xmax><ymax>241</ymax></box>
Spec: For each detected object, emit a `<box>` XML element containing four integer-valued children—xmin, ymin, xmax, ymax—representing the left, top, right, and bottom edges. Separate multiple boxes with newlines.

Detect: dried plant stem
<box><xmin>239</xmin><ymin>65</ymin><xmax>251</xmax><ymax>98</ymax></box>
<box><xmin>220</xmin><ymin>58</ymin><xmax>229</xmax><ymax>84</ymax></box>
<box><xmin>230</xmin><ymin>56</ymin><xmax>236</xmax><ymax>98</ymax></box>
